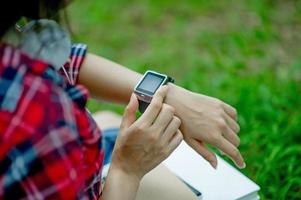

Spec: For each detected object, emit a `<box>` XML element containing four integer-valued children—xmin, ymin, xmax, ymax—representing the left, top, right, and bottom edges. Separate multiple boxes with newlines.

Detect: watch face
<box><xmin>135</xmin><ymin>71</ymin><xmax>168</xmax><ymax>96</ymax></box>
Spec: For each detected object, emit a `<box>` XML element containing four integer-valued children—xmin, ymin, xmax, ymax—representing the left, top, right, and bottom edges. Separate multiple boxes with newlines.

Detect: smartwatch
<box><xmin>134</xmin><ymin>70</ymin><xmax>175</xmax><ymax>113</ymax></box>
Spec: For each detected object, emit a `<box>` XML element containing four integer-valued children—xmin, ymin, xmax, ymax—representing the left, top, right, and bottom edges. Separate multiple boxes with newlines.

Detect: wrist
<box><xmin>165</xmin><ymin>83</ymin><xmax>191</xmax><ymax>116</ymax></box>
<box><xmin>102</xmin><ymin>162</ymin><xmax>142</xmax><ymax>200</ymax></box>
<box><xmin>109</xmin><ymin>161</ymin><xmax>143</xmax><ymax>183</ymax></box>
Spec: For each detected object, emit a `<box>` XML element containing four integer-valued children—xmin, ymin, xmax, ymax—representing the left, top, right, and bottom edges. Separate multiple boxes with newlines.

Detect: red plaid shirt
<box><xmin>0</xmin><ymin>43</ymin><xmax>104</xmax><ymax>200</ymax></box>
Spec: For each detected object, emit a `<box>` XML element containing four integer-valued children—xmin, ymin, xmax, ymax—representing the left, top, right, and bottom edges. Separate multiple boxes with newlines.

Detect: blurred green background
<box><xmin>68</xmin><ymin>0</ymin><xmax>301</xmax><ymax>199</ymax></box>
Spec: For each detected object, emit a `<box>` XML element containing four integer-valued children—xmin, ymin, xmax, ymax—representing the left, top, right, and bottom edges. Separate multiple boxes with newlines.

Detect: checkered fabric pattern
<box><xmin>59</xmin><ymin>44</ymin><xmax>87</xmax><ymax>85</ymax></box>
<box><xmin>0</xmin><ymin>43</ymin><xmax>104</xmax><ymax>200</ymax></box>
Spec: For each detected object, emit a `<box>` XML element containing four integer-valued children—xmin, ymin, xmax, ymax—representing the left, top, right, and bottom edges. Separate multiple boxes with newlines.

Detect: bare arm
<box><xmin>99</xmin><ymin>88</ymin><xmax>183</xmax><ymax>200</ymax></box>
<box><xmin>79</xmin><ymin>53</ymin><xmax>245</xmax><ymax>170</ymax></box>
<box><xmin>99</xmin><ymin>166</ymin><xmax>140</xmax><ymax>200</ymax></box>
<box><xmin>78</xmin><ymin>53</ymin><xmax>141</xmax><ymax>103</ymax></box>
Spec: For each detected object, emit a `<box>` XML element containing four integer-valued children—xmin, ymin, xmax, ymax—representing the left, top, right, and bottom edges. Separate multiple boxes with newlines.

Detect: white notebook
<box><xmin>163</xmin><ymin>142</ymin><xmax>260</xmax><ymax>200</ymax></box>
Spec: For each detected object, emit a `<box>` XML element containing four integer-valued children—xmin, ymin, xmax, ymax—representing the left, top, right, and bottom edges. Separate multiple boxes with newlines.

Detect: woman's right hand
<box><xmin>110</xmin><ymin>86</ymin><xmax>183</xmax><ymax>180</ymax></box>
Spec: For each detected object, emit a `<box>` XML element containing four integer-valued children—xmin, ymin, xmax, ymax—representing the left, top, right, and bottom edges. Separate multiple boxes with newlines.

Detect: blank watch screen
<box><xmin>137</xmin><ymin>73</ymin><xmax>165</xmax><ymax>94</ymax></box>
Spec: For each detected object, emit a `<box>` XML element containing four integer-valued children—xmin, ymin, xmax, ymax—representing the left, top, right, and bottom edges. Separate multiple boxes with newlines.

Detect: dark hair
<box><xmin>0</xmin><ymin>0</ymin><xmax>65</xmax><ymax>37</ymax></box>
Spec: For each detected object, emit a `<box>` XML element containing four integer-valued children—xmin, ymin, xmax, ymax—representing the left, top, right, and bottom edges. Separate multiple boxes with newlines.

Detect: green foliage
<box><xmin>68</xmin><ymin>0</ymin><xmax>301</xmax><ymax>199</ymax></box>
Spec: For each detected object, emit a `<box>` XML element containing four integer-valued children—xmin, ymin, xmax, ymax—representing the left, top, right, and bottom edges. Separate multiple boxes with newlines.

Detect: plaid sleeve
<box><xmin>0</xmin><ymin>44</ymin><xmax>103</xmax><ymax>200</ymax></box>
<box><xmin>60</xmin><ymin>43</ymin><xmax>88</xmax><ymax>85</ymax></box>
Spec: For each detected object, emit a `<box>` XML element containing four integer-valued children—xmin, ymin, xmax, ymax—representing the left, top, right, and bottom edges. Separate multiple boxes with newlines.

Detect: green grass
<box><xmin>68</xmin><ymin>0</ymin><xmax>301</xmax><ymax>199</ymax></box>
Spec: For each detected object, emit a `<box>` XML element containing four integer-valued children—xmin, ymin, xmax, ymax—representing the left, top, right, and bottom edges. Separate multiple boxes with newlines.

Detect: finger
<box><xmin>161</xmin><ymin>116</ymin><xmax>181</xmax><ymax>144</ymax></box>
<box><xmin>216</xmin><ymin>138</ymin><xmax>245</xmax><ymax>169</ymax></box>
<box><xmin>223</xmin><ymin>113</ymin><xmax>240</xmax><ymax>134</ymax></box>
<box><xmin>222</xmin><ymin>125</ymin><xmax>240</xmax><ymax>147</ymax></box>
<box><xmin>219</xmin><ymin>150</ymin><xmax>225</xmax><ymax>155</ymax></box>
<box><xmin>187</xmin><ymin>138</ymin><xmax>218</xmax><ymax>169</ymax></box>
<box><xmin>136</xmin><ymin>86</ymin><xmax>169</xmax><ymax>126</ymax></box>
<box><xmin>121</xmin><ymin>94</ymin><xmax>139</xmax><ymax>128</ymax></box>
<box><xmin>222</xmin><ymin>103</ymin><xmax>237</xmax><ymax>121</ymax></box>
<box><xmin>152</xmin><ymin>104</ymin><xmax>175</xmax><ymax>133</ymax></box>
<box><xmin>165</xmin><ymin>130</ymin><xmax>183</xmax><ymax>156</ymax></box>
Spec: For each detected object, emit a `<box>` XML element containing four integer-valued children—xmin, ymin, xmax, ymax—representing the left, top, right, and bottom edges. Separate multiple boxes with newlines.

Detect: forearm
<box><xmin>100</xmin><ymin>165</ymin><xmax>141</xmax><ymax>200</ymax></box>
<box><xmin>79</xmin><ymin>53</ymin><xmax>185</xmax><ymax>109</ymax></box>
<box><xmin>79</xmin><ymin>53</ymin><xmax>142</xmax><ymax>104</ymax></box>
<box><xmin>79</xmin><ymin>52</ymin><xmax>244</xmax><ymax>170</ymax></box>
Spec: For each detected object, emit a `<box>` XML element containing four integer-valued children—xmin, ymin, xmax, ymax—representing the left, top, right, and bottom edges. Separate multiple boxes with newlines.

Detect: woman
<box><xmin>0</xmin><ymin>0</ymin><xmax>245</xmax><ymax>199</ymax></box>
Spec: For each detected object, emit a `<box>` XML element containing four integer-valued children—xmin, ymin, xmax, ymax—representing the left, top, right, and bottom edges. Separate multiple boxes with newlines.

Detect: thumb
<box><xmin>121</xmin><ymin>93</ymin><xmax>138</xmax><ymax>128</ymax></box>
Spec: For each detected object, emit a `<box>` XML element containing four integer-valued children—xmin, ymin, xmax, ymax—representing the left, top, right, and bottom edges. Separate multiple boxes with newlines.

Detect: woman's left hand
<box><xmin>166</xmin><ymin>84</ymin><xmax>245</xmax><ymax>169</ymax></box>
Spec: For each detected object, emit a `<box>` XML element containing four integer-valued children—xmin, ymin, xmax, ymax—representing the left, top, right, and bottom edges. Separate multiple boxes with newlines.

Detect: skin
<box><xmin>100</xmin><ymin>87</ymin><xmax>183</xmax><ymax>200</ymax></box>
<box><xmin>79</xmin><ymin>53</ymin><xmax>246</xmax><ymax>200</ymax></box>
<box><xmin>79</xmin><ymin>53</ymin><xmax>244</xmax><ymax>168</ymax></box>
<box><xmin>93</xmin><ymin>112</ymin><xmax>198</xmax><ymax>200</ymax></box>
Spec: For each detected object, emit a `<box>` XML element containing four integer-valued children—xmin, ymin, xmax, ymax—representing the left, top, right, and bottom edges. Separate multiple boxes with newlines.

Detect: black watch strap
<box><xmin>138</xmin><ymin>100</ymin><xmax>150</xmax><ymax>113</ymax></box>
<box><xmin>167</xmin><ymin>76</ymin><xmax>175</xmax><ymax>84</ymax></box>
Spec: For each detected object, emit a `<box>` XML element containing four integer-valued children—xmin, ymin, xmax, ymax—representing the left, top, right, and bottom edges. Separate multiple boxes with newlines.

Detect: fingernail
<box><xmin>239</xmin><ymin>162</ymin><xmax>246</xmax><ymax>169</ymax></box>
<box><xmin>211</xmin><ymin>160</ymin><xmax>218</xmax><ymax>169</ymax></box>
<box><xmin>242</xmin><ymin>162</ymin><xmax>246</xmax><ymax>168</ymax></box>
